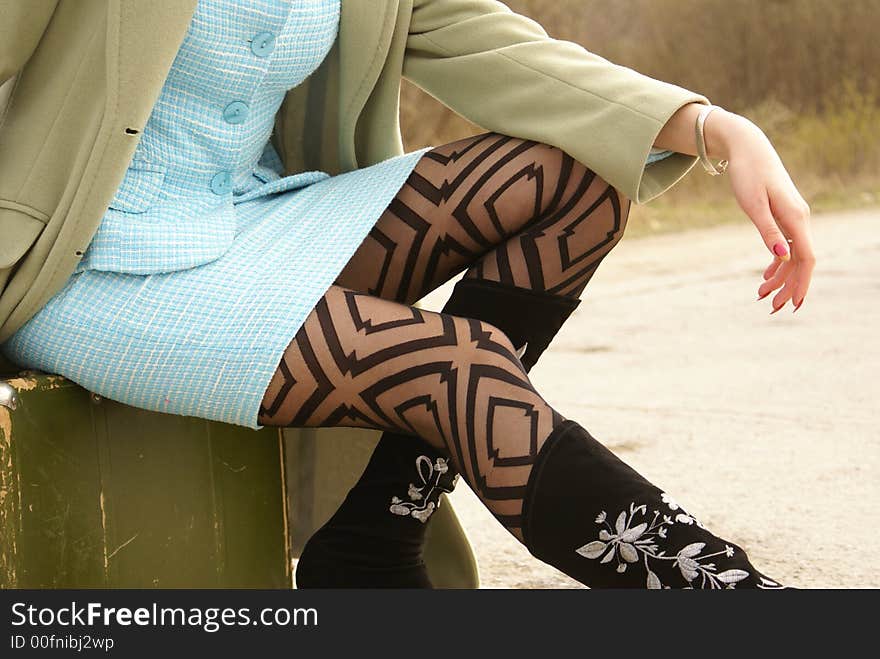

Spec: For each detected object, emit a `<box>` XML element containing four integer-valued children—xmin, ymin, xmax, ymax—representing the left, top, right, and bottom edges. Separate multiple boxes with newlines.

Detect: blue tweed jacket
<box><xmin>75</xmin><ymin>0</ymin><xmax>341</xmax><ymax>276</ymax></box>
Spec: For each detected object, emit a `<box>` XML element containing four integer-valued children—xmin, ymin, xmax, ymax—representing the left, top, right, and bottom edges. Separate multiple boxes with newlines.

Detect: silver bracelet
<box><xmin>695</xmin><ymin>104</ymin><xmax>729</xmax><ymax>176</ymax></box>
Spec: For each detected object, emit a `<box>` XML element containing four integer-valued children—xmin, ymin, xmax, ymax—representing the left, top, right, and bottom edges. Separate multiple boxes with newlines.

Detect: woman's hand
<box><xmin>655</xmin><ymin>103</ymin><xmax>816</xmax><ymax>313</ymax></box>
<box><xmin>704</xmin><ymin>109</ymin><xmax>816</xmax><ymax>313</ymax></box>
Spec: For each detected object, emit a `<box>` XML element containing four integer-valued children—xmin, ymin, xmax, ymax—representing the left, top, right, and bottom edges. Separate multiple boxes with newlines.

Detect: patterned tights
<box><xmin>257</xmin><ymin>132</ymin><xmax>628</xmax><ymax>537</ymax></box>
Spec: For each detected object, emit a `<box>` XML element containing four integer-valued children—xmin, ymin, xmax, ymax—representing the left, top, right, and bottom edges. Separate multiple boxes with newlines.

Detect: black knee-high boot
<box><xmin>295</xmin><ymin>432</ymin><xmax>458</xmax><ymax>588</ymax></box>
<box><xmin>440</xmin><ymin>278</ymin><xmax>581</xmax><ymax>373</ymax></box>
<box><xmin>295</xmin><ymin>277</ymin><xmax>581</xmax><ymax>588</ymax></box>
<box><xmin>522</xmin><ymin>419</ymin><xmax>785</xmax><ymax>589</ymax></box>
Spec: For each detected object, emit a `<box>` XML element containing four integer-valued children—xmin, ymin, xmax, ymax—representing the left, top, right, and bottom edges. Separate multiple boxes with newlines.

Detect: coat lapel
<box><xmin>112</xmin><ymin>0</ymin><xmax>199</xmax><ymax>131</ymax></box>
<box><xmin>337</xmin><ymin>0</ymin><xmax>399</xmax><ymax>163</ymax></box>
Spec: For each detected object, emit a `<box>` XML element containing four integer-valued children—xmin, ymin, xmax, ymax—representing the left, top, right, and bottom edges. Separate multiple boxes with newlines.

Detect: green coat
<box><xmin>0</xmin><ymin>0</ymin><xmax>708</xmax><ymax>586</ymax></box>
<box><xmin>0</xmin><ymin>0</ymin><xmax>709</xmax><ymax>344</ymax></box>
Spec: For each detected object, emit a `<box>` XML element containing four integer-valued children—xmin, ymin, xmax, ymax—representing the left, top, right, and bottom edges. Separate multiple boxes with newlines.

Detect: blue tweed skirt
<box><xmin>1</xmin><ymin>148</ymin><xmax>431</xmax><ymax>430</ymax></box>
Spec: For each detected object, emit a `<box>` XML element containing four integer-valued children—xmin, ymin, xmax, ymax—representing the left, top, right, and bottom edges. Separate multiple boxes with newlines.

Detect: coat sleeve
<box><xmin>0</xmin><ymin>0</ymin><xmax>59</xmax><ymax>85</ymax></box>
<box><xmin>403</xmin><ymin>0</ymin><xmax>710</xmax><ymax>204</ymax></box>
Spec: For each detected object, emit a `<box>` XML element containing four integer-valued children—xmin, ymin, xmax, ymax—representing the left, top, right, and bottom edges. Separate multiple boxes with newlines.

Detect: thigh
<box><xmin>333</xmin><ymin>132</ymin><xmax>582</xmax><ymax>305</ymax></box>
<box><xmin>465</xmin><ymin>163</ymin><xmax>632</xmax><ymax>297</ymax></box>
<box><xmin>256</xmin><ymin>283</ymin><xmax>542</xmax><ymax>437</ymax></box>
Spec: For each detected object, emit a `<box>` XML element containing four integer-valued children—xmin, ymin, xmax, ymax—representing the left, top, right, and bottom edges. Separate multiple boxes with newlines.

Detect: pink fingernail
<box><xmin>772</xmin><ymin>241</ymin><xmax>790</xmax><ymax>259</ymax></box>
<box><xmin>756</xmin><ymin>291</ymin><xmax>771</xmax><ymax>301</ymax></box>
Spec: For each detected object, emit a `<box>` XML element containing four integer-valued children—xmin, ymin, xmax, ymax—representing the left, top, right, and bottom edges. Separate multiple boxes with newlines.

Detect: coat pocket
<box><xmin>0</xmin><ymin>207</ymin><xmax>45</xmax><ymax>294</ymax></box>
<box><xmin>107</xmin><ymin>162</ymin><xmax>167</xmax><ymax>213</ymax></box>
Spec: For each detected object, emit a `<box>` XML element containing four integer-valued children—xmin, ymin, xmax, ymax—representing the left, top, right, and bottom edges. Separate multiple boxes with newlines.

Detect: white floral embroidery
<box><xmin>759</xmin><ymin>576</ymin><xmax>782</xmax><ymax>588</ymax></box>
<box><xmin>575</xmin><ymin>492</ymin><xmax>783</xmax><ymax>589</ymax></box>
<box><xmin>388</xmin><ymin>456</ymin><xmax>458</xmax><ymax>524</ymax></box>
<box><xmin>407</xmin><ymin>484</ymin><xmax>423</xmax><ymax>501</ymax></box>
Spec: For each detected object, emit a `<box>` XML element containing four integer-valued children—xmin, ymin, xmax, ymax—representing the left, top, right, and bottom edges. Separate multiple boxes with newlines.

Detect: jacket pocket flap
<box><xmin>0</xmin><ymin>208</ymin><xmax>44</xmax><ymax>269</ymax></box>
<box><xmin>107</xmin><ymin>162</ymin><xmax>167</xmax><ymax>213</ymax></box>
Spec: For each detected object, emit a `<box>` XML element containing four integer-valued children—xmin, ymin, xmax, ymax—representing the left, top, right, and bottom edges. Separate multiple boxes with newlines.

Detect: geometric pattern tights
<box><xmin>257</xmin><ymin>132</ymin><xmax>630</xmax><ymax>538</ymax></box>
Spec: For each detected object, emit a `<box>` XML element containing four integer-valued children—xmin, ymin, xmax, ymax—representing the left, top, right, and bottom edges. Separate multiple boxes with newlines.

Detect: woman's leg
<box><xmin>297</xmin><ymin>132</ymin><xmax>629</xmax><ymax>587</ymax></box>
<box><xmin>334</xmin><ymin>131</ymin><xmax>628</xmax><ymax>305</ymax></box>
<box><xmin>259</xmin><ymin>284</ymin><xmax>562</xmax><ymax>532</ymax></box>
<box><xmin>259</xmin><ymin>285</ymin><xmax>782</xmax><ymax>589</ymax></box>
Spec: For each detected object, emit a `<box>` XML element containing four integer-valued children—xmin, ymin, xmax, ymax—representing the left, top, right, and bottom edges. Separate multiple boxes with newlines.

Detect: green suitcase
<box><xmin>0</xmin><ymin>369</ymin><xmax>291</xmax><ymax>588</ymax></box>
<box><xmin>0</xmin><ymin>364</ymin><xmax>479</xmax><ymax>588</ymax></box>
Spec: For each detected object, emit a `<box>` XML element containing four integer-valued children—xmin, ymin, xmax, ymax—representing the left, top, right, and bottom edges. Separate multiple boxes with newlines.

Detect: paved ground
<box><xmin>419</xmin><ymin>207</ymin><xmax>880</xmax><ymax>589</ymax></box>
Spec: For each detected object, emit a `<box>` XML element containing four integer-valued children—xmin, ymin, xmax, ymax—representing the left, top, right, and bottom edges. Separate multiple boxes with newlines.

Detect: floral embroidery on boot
<box><xmin>575</xmin><ymin>494</ymin><xmax>784</xmax><ymax>589</ymax></box>
<box><xmin>389</xmin><ymin>456</ymin><xmax>459</xmax><ymax>524</ymax></box>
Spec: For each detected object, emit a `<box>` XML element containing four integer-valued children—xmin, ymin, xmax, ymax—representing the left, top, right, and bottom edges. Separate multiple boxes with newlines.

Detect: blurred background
<box><xmin>401</xmin><ymin>0</ymin><xmax>880</xmax><ymax>236</ymax></box>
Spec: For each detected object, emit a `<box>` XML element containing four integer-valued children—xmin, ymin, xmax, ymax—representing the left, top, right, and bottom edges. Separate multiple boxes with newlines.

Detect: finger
<box><xmin>770</xmin><ymin>198</ymin><xmax>815</xmax><ymax>310</ymax></box>
<box><xmin>763</xmin><ymin>257</ymin><xmax>782</xmax><ymax>281</ymax></box>
<box><xmin>769</xmin><ymin>185</ymin><xmax>815</xmax><ymax>263</ymax></box>
<box><xmin>792</xmin><ymin>253</ymin><xmax>815</xmax><ymax>311</ymax></box>
<box><xmin>741</xmin><ymin>189</ymin><xmax>792</xmax><ymax>262</ymax></box>
<box><xmin>758</xmin><ymin>258</ymin><xmax>794</xmax><ymax>299</ymax></box>
<box><xmin>770</xmin><ymin>277</ymin><xmax>797</xmax><ymax>314</ymax></box>
<box><xmin>786</xmin><ymin>267</ymin><xmax>805</xmax><ymax>313</ymax></box>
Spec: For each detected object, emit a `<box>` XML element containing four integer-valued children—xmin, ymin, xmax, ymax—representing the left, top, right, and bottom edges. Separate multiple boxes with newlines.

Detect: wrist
<box><xmin>703</xmin><ymin>109</ymin><xmax>760</xmax><ymax>160</ymax></box>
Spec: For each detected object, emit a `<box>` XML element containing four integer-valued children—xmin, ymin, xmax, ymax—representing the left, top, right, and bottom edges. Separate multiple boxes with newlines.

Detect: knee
<box><xmin>452</xmin><ymin>315</ymin><xmax>521</xmax><ymax>365</ymax></box>
<box><xmin>607</xmin><ymin>185</ymin><xmax>632</xmax><ymax>247</ymax></box>
<box><xmin>570</xmin><ymin>159</ymin><xmax>632</xmax><ymax>248</ymax></box>
<box><xmin>532</xmin><ymin>141</ymin><xmax>632</xmax><ymax>236</ymax></box>
<box><xmin>480</xmin><ymin>319</ymin><xmax>519</xmax><ymax>355</ymax></box>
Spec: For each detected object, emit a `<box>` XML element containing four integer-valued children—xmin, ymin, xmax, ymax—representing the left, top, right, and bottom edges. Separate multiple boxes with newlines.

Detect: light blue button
<box><xmin>251</xmin><ymin>31</ymin><xmax>276</xmax><ymax>57</ymax></box>
<box><xmin>223</xmin><ymin>101</ymin><xmax>249</xmax><ymax>125</ymax></box>
<box><xmin>210</xmin><ymin>171</ymin><xmax>233</xmax><ymax>195</ymax></box>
